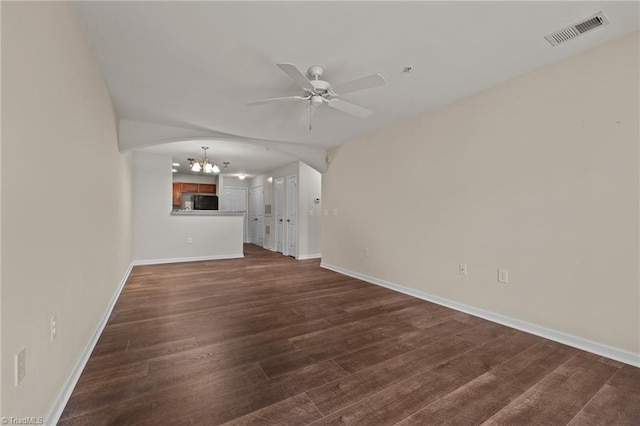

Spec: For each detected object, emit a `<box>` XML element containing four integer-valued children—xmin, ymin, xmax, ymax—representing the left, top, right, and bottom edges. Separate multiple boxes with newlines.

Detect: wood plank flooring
<box><xmin>59</xmin><ymin>244</ymin><xmax>640</xmax><ymax>425</ymax></box>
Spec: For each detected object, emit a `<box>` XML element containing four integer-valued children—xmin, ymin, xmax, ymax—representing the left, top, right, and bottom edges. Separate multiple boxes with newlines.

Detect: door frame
<box><xmin>249</xmin><ymin>185</ymin><xmax>264</xmax><ymax>247</ymax></box>
<box><xmin>286</xmin><ymin>175</ymin><xmax>298</xmax><ymax>258</ymax></box>
<box><xmin>274</xmin><ymin>177</ymin><xmax>285</xmax><ymax>254</ymax></box>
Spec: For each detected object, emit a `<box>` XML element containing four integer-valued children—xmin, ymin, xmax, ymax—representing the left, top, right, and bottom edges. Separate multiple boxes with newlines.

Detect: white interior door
<box><xmin>274</xmin><ymin>178</ymin><xmax>284</xmax><ymax>253</ymax></box>
<box><xmin>286</xmin><ymin>175</ymin><xmax>297</xmax><ymax>257</ymax></box>
<box><xmin>222</xmin><ymin>187</ymin><xmax>249</xmax><ymax>243</ymax></box>
<box><xmin>250</xmin><ymin>185</ymin><xmax>264</xmax><ymax>247</ymax></box>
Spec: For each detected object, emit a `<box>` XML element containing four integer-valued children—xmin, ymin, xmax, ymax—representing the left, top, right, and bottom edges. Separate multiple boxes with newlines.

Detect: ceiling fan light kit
<box><xmin>246</xmin><ymin>63</ymin><xmax>386</xmax><ymax>129</ymax></box>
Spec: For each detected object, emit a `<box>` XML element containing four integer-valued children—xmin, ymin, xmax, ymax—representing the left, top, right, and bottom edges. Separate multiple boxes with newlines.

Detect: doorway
<box><xmin>250</xmin><ymin>185</ymin><xmax>264</xmax><ymax>247</ymax></box>
<box><xmin>274</xmin><ymin>178</ymin><xmax>284</xmax><ymax>253</ymax></box>
<box><xmin>286</xmin><ymin>175</ymin><xmax>297</xmax><ymax>257</ymax></box>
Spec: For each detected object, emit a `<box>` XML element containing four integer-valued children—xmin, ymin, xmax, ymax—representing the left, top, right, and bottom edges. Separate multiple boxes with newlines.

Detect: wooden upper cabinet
<box><xmin>172</xmin><ymin>182</ymin><xmax>182</xmax><ymax>206</ymax></box>
<box><xmin>182</xmin><ymin>182</ymin><xmax>199</xmax><ymax>192</ymax></box>
<box><xmin>172</xmin><ymin>182</ymin><xmax>217</xmax><ymax>206</ymax></box>
<box><xmin>198</xmin><ymin>184</ymin><xmax>216</xmax><ymax>194</ymax></box>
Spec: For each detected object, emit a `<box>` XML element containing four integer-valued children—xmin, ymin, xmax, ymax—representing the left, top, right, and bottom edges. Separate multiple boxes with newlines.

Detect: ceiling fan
<box><xmin>246</xmin><ymin>63</ymin><xmax>386</xmax><ymax>128</ymax></box>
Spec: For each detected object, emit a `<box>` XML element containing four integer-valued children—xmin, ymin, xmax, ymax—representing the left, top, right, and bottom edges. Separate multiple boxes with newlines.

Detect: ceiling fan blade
<box><xmin>246</xmin><ymin>95</ymin><xmax>309</xmax><ymax>106</ymax></box>
<box><xmin>331</xmin><ymin>74</ymin><xmax>386</xmax><ymax>95</ymax></box>
<box><xmin>277</xmin><ymin>63</ymin><xmax>313</xmax><ymax>92</ymax></box>
<box><xmin>327</xmin><ymin>98</ymin><xmax>372</xmax><ymax>118</ymax></box>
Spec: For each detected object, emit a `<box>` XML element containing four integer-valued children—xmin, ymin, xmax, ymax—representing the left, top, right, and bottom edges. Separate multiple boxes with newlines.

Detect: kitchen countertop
<box><xmin>171</xmin><ymin>210</ymin><xmax>246</xmax><ymax>216</ymax></box>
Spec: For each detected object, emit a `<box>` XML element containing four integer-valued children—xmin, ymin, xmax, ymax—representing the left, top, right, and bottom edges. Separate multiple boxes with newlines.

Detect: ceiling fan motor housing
<box><xmin>310</xmin><ymin>79</ymin><xmax>331</xmax><ymax>94</ymax></box>
<box><xmin>307</xmin><ymin>65</ymin><xmax>332</xmax><ymax>95</ymax></box>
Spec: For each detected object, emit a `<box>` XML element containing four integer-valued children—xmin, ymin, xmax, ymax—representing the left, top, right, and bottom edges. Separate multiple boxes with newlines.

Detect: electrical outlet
<box><xmin>459</xmin><ymin>264</ymin><xmax>467</xmax><ymax>275</ymax></box>
<box><xmin>363</xmin><ymin>248</ymin><xmax>370</xmax><ymax>257</ymax></box>
<box><xmin>309</xmin><ymin>210</ymin><xmax>313</xmax><ymax>216</ymax></box>
<box><xmin>51</xmin><ymin>316</ymin><xmax>57</xmax><ymax>341</ymax></box>
<box><xmin>15</xmin><ymin>347</ymin><xmax>26</xmax><ymax>386</ymax></box>
<box><xmin>187</xmin><ymin>237</ymin><xmax>193</xmax><ymax>244</ymax></box>
<box><xmin>498</xmin><ymin>268</ymin><xmax>509</xmax><ymax>283</ymax></box>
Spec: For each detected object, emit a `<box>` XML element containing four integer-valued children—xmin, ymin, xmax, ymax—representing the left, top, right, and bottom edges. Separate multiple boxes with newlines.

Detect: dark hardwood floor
<box><xmin>59</xmin><ymin>244</ymin><xmax>640</xmax><ymax>425</ymax></box>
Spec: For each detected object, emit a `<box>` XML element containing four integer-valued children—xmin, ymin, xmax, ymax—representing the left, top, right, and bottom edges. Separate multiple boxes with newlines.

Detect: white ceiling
<box><xmin>75</xmin><ymin>1</ymin><xmax>639</xmax><ymax>173</ymax></box>
<box><xmin>140</xmin><ymin>138</ymin><xmax>296</xmax><ymax>177</ymax></box>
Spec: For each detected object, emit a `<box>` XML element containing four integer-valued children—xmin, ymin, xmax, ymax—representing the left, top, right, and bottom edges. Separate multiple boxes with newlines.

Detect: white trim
<box><xmin>286</xmin><ymin>175</ymin><xmax>298</xmax><ymax>259</ymax></box>
<box><xmin>249</xmin><ymin>184</ymin><xmax>265</xmax><ymax>248</ymax></box>
<box><xmin>320</xmin><ymin>262</ymin><xmax>640</xmax><ymax>368</ymax></box>
<box><xmin>274</xmin><ymin>177</ymin><xmax>285</xmax><ymax>256</ymax></box>
<box><xmin>132</xmin><ymin>253</ymin><xmax>243</xmax><ymax>266</ymax></box>
<box><xmin>297</xmin><ymin>253</ymin><xmax>321</xmax><ymax>260</ymax></box>
<box><xmin>46</xmin><ymin>262</ymin><xmax>134</xmax><ymax>424</ymax></box>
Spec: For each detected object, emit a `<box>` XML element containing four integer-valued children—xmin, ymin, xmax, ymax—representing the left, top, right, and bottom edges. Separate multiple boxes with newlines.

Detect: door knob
<box><xmin>286</xmin><ymin>219</ymin><xmax>290</xmax><ymax>222</ymax></box>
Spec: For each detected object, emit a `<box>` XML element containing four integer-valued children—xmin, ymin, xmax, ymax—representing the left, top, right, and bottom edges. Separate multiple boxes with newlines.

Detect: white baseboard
<box><xmin>132</xmin><ymin>253</ymin><xmax>243</xmax><ymax>265</ymax></box>
<box><xmin>46</xmin><ymin>262</ymin><xmax>134</xmax><ymax>424</ymax></box>
<box><xmin>297</xmin><ymin>253</ymin><xmax>322</xmax><ymax>260</ymax></box>
<box><xmin>320</xmin><ymin>262</ymin><xmax>640</xmax><ymax>368</ymax></box>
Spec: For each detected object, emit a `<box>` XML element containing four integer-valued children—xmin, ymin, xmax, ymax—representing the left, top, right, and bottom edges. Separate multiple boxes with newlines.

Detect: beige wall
<box><xmin>0</xmin><ymin>0</ymin><xmax>4</xmax><ymax>416</ymax></box>
<box><xmin>323</xmin><ymin>33</ymin><xmax>639</xmax><ymax>354</ymax></box>
<box><xmin>1</xmin><ymin>2</ymin><xmax>133</xmax><ymax>419</ymax></box>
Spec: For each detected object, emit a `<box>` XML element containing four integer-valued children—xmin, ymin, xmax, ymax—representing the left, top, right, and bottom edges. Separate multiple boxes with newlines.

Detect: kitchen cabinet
<box><xmin>172</xmin><ymin>182</ymin><xmax>182</xmax><ymax>206</ymax></box>
<box><xmin>198</xmin><ymin>184</ymin><xmax>216</xmax><ymax>193</ymax></box>
<box><xmin>182</xmin><ymin>182</ymin><xmax>199</xmax><ymax>192</ymax></box>
<box><xmin>172</xmin><ymin>182</ymin><xmax>217</xmax><ymax>206</ymax></box>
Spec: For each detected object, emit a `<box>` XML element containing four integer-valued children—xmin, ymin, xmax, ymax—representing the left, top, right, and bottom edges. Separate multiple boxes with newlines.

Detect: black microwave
<box><xmin>191</xmin><ymin>194</ymin><xmax>218</xmax><ymax>210</ymax></box>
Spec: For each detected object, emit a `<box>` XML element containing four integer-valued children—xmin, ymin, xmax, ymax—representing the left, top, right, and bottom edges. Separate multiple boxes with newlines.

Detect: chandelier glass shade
<box><xmin>189</xmin><ymin>146</ymin><xmax>220</xmax><ymax>174</ymax></box>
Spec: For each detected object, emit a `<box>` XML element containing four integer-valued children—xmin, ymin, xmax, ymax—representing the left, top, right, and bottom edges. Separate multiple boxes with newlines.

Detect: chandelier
<box><xmin>188</xmin><ymin>146</ymin><xmax>220</xmax><ymax>174</ymax></box>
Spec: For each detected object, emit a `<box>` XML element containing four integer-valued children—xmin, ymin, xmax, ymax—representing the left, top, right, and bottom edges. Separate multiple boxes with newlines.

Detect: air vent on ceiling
<box><xmin>545</xmin><ymin>12</ymin><xmax>609</xmax><ymax>47</ymax></box>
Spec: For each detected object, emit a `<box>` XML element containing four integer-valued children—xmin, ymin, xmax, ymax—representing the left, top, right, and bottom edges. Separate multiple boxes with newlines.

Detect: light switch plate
<box><xmin>15</xmin><ymin>347</ymin><xmax>26</xmax><ymax>386</ymax></box>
